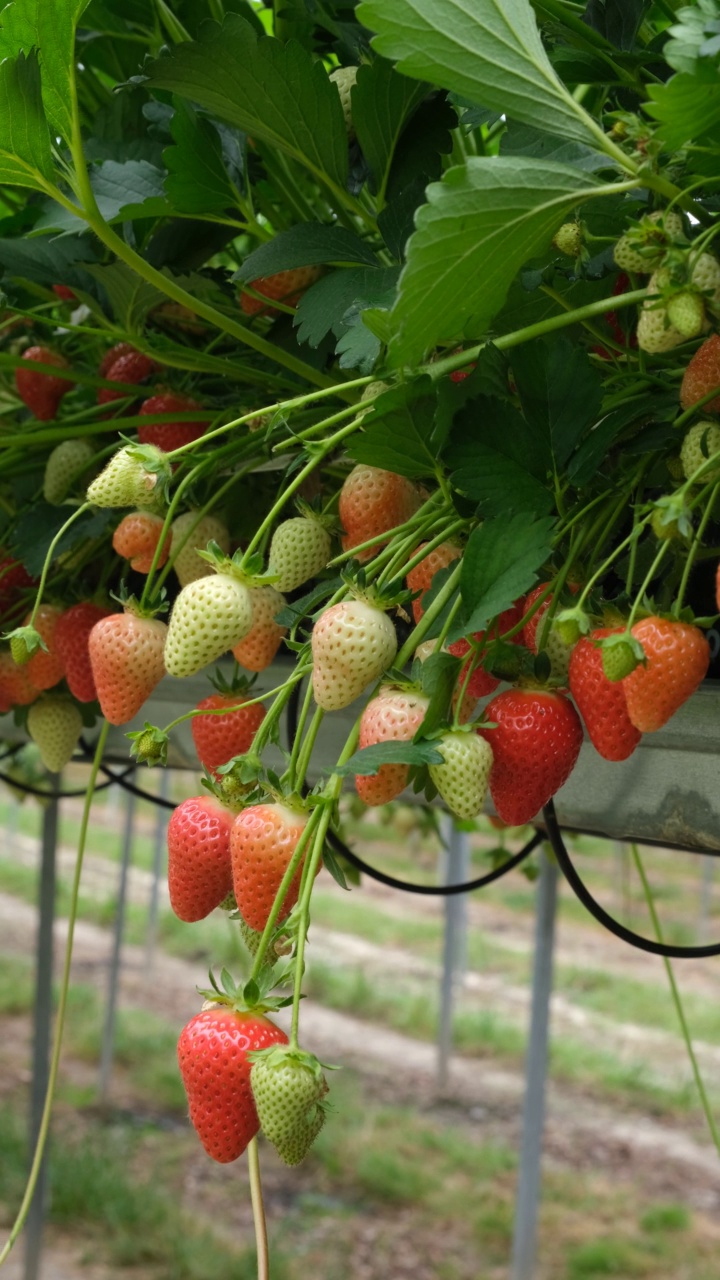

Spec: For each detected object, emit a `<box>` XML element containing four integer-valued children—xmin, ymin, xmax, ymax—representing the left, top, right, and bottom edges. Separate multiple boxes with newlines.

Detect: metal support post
<box><xmin>437</xmin><ymin>817</ymin><xmax>470</xmax><ymax>1090</ymax></box>
<box><xmin>24</xmin><ymin>776</ymin><xmax>59</xmax><ymax>1280</ymax></box>
<box><xmin>698</xmin><ymin>855</ymin><xmax>715</xmax><ymax>944</ymax></box>
<box><xmin>145</xmin><ymin>771</ymin><xmax>169</xmax><ymax>971</ymax></box>
<box><xmin>98</xmin><ymin>787</ymin><xmax>136</xmax><ymax>1101</ymax></box>
<box><xmin>511</xmin><ymin>848</ymin><xmax>559</xmax><ymax>1280</ymax></box>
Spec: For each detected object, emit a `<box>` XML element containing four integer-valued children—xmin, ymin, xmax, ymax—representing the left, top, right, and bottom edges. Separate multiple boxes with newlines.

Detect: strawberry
<box><xmin>448</xmin><ymin>602</ymin><xmax>524</xmax><ymax>699</ymax></box>
<box><xmin>636</xmin><ymin>288</ymin><xmax>686</xmax><ymax>354</ymax></box>
<box><xmin>86</xmin><ymin>445</ymin><xmax>169</xmax><ymax>509</ymax></box>
<box><xmin>0</xmin><ymin>555</ymin><xmax>36</xmax><ymax>622</ymax></box>
<box><xmin>406</xmin><ymin>542</ymin><xmax>462</xmax><ymax>624</ymax></box>
<box><xmin>522</xmin><ymin>584</ymin><xmax>577</xmax><ymax>682</ymax></box>
<box><xmin>97</xmin><ymin>348</ymin><xmax>158</xmax><ymax>405</ymax></box>
<box><xmin>191</xmin><ymin>692</ymin><xmax>266</xmax><ymax>775</ymax></box>
<box><xmin>716</xmin><ymin>561</ymin><xmax>720</xmax><ymax>613</ymax></box>
<box><xmin>267</xmin><ymin>516</ymin><xmax>332</xmax><ymax>593</ymax></box>
<box><xmin>679</xmin><ymin>421</ymin><xmax>720</xmax><ymax>483</ymax></box>
<box><xmin>43</xmin><ymin>439</ymin><xmax>95</xmax><ymax>505</ymax></box>
<box><xmin>52</xmin><ymin>284</ymin><xmax>76</xmax><ymax>302</ymax></box>
<box><xmin>88</xmin><ymin>608</ymin><xmax>168</xmax><ymax>725</ymax></box>
<box><xmin>178</xmin><ymin>1005</ymin><xmax>288</xmax><ymax>1163</ymax></box>
<box><xmin>24</xmin><ymin>604</ymin><xmax>65</xmax><ymax>691</ymax></box>
<box><xmin>232</xmin><ymin>586</ymin><xmax>286</xmax><ymax>672</ymax></box>
<box><xmin>164</xmin><ymin>571</ymin><xmax>253</xmax><ymax>678</ymax></box>
<box><xmin>355</xmin><ymin>689</ymin><xmax>429</xmax><ymax>805</ymax></box>
<box><xmin>568</xmin><ymin>629</ymin><xmax>642</xmax><ymax>762</ymax></box>
<box><xmin>112</xmin><ymin>512</ymin><xmax>170</xmax><ymax>574</ymax></box>
<box><xmin>311</xmin><ymin>598</ymin><xmax>397</xmax><ymax>711</ymax></box>
<box><xmin>666</xmin><ymin>290</ymin><xmax>705</xmax><ymax>339</ymax></box>
<box><xmin>239</xmin><ymin>266</ymin><xmax>323</xmax><ymax>318</ymax></box>
<box><xmin>15</xmin><ymin>346</ymin><xmax>72</xmax><ymax>420</ymax></box>
<box><xmin>26</xmin><ymin>695</ymin><xmax>83</xmax><ymax>772</ymax></box>
<box><xmin>170</xmin><ymin>511</ymin><xmax>231</xmax><ymax>587</ymax></box>
<box><xmin>231</xmin><ymin>802</ymin><xmax>310</xmax><ymax>932</ymax></box>
<box><xmin>428</xmin><ymin>728</ymin><xmax>494</xmax><ymax>821</ymax></box>
<box><xmin>55</xmin><ymin>602</ymin><xmax>111</xmax><ymax>702</ymax></box>
<box><xmin>680</xmin><ymin>334</ymin><xmax>720</xmax><ymax>412</ymax></box>
<box><xmin>338</xmin><ymin>465</ymin><xmax>421</xmax><ymax>563</ymax></box>
<box><xmin>329</xmin><ymin>66</ymin><xmax>358</xmax><ymax>137</ymax></box>
<box><xmin>479</xmin><ymin>689</ymin><xmax>584</xmax><ymax>825</ymax></box>
<box><xmin>250</xmin><ymin>1045</ymin><xmax>328</xmax><ymax>1165</ymax></box>
<box><xmin>138</xmin><ymin>392</ymin><xmax>206</xmax><ymax>452</ymax></box>
<box><xmin>553</xmin><ymin>222</ymin><xmax>582</xmax><ymax>257</ymax></box>
<box><xmin>622</xmin><ymin>617</ymin><xmax>709</xmax><ymax>732</ymax></box>
<box><xmin>0</xmin><ymin>650</ymin><xmax>39</xmax><ymax>707</ymax></box>
<box><xmin>167</xmin><ymin>795</ymin><xmax>234</xmax><ymax>922</ymax></box>
<box><xmin>612</xmin><ymin>210</ymin><xmax>684</xmax><ymax>274</ymax></box>
<box><xmin>98</xmin><ymin>342</ymin><xmax>136</xmax><ymax>378</ymax></box>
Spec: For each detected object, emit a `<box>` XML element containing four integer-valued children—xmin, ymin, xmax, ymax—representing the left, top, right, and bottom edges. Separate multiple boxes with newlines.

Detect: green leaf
<box><xmin>385</xmin><ymin>157</ymin><xmax>602</xmax><ymax>367</ymax></box>
<box><xmin>645</xmin><ymin>63</ymin><xmax>720</xmax><ymax>149</ymax></box>
<box><xmin>12</xmin><ymin>504</ymin><xmax>116</xmax><ymax>577</ymax></box>
<box><xmin>455</xmin><ymin>514</ymin><xmax>556</xmax><ymax>640</ymax></box>
<box><xmin>83</xmin><ymin>261</ymin><xmax>167</xmax><ymax>331</ymax></box>
<box><xmin>335</xmin><ymin>308</ymin><xmax>383</xmax><ymax>374</ymax></box>
<box><xmin>510</xmin><ymin>336</ymin><xmax>603</xmax><ymax>470</ymax></box>
<box><xmin>0</xmin><ymin>0</ymin><xmax>92</xmax><ymax>142</ymax></box>
<box><xmin>0</xmin><ymin>50</ymin><xmax>54</xmax><ymax>190</ymax></box>
<box><xmin>582</xmin><ymin>0</ymin><xmax>652</xmax><ymax>52</ymax></box>
<box><xmin>377</xmin><ymin>177</ymin><xmax>426</xmax><ymax>260</ymax></box>
<box><xmin>141</xmin><ymin>14</ymin><xmax>348</xmax><ymax>190</ymax></box>
<box><xmin>164</xmin><ymin>100</ymin><xmax>238</xmax><ymax>216</ymax></box>
<box><xmin>444</xmin><ymin>399</ymin><xmax>555</xmax><ymax>518</ymax></box>
<box><xmin>293</xmin><ymin>266</ymin><xmax>399</xmax><ymax>347</ymax></box>
<box><xmin>352</xmin><ymin>57</ymin><xmax>429</xmax><ymax>199</ymax></box>
<box><xmin>320</xmin><ymin>842</ymin><xmax>349</xmax><ymax>891</ymax></box>
<box><xmin>501</xmin><ymin>122</ymin><xmax>616</xmax><ymax>172</ymax></box>
<box><xmin>235</xmin><ymin>224</ymin><xmax>378</xmax><ymax>281</ymax></box>
<box><xmin>348</xmin><ymin>379</ymin><xmax>438</xmax><ymax>478</ymax></box>
<box><xmin>357</xmin><ymin>0</ymin><xmax>599</xmax><ymax>144</ymax></box>
<box><xmin>335</xmin><ymin>739</ymin><xmax>444</xmax><ymax>777</ymax></box>
<box><xmin>663</xmin><ymin>1</ymin><xmax>720</xmax><ymax>75</ymax></box>
<box><xmin>417</xmin><ymin>650</ymin><xmax>461</xmax><ymax>738</ymax></box>
<box><xmin>273</xmin><ymin>577</ymin><xmax>343</xmax><ymax>629</ymax></box>
<box><xmin>34</xmin><ymin>160</ymin><xmax>169</xmax><ymax>233</ymax></box>
<box><xmin>0</xmin><ymin>230</ymin><xmax>102</xmax><ymax>291</ymax></box>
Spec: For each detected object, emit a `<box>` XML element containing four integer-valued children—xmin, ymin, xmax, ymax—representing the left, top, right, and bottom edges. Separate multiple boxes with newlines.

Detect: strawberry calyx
<box><xmin>197</xmin><ymin>543</ymin><xmax>277</xmax><ymax>589</ymax></box>
<box><xmin>110</xmin><ymin>586</ymin><xmax>169</xmax><ymax>621</ymax></box>
<box><xmin>294</xmin><ymin>497</ymin><xmax>336</xmax><ymax>535</ymax></box>
<box><xmin>4</xmin><ymin>623</ymin><xmax>46</xmax><ymax>665</ymax></box>
<box><xmin>126</xmin><ymin>721</ymin><xmax>169</xmax><ymax>766</ymax></box>
<box><xmin>339</xmin><ymin>568</ymin><xmax>412</xmax><ymax>614</ymax></box>
<box><xmin>207</xmin><ymin>665</ymin><xmax>258</xmax><ymax>698</ymax></box>
<box><xmin>594</xmin><ymin>631</ymin><xmax>646</xmax><ymax>681</ymax></box>
<box><xmin>247</xmin><ymin>1043</ymin><xmax>336</xmax><ymax>1078</ymax></box>
<box><xmin>198</xmin><ymin>966</ymin><xmax>294</xmax><ymax>1015</ymax></box>
<box><xmin>553</xmin><ymin>606</ymin><xmax>591</xmax><ymax>647</ymax></box>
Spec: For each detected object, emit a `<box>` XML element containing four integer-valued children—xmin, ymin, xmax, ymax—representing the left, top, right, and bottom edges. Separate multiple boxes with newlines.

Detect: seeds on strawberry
<box><xmin>355</xmin><ymin>690</ymin><xmax>429</xmax><ymax>805</ymax></box>
<box><xmin>568</xmin><ymin>630</ymin><xmax>642</xmax><ymax>762</ymax></box>
<box><xmin>680</xmin><ymin>333</ymin><xmax>720</xmax><ymax>412</ymax></box>
<box><xmin>250</xmin><ymin>1045</ymin><xmax>328</xmax><ymax>1165</ymax></box>
<box><xmin>232</xmin><ymin>585</ymin><xmax>287</xmax><ymax>672</ymax></box>
<box><xmin>191</xmin><ymin>692</ymin><xmax>266</xmax><ymax>775</ymax></box>
<box><xmin>239</xmin><ymin>266</ymin><xmax>323</xmax><ymax>318</ymax></box>
<box><xmin>338</xmin><ymin>465</ymin><xmax>421</xmax><ymax>563</ymax></box>
<box><xmin>311</xmin><ymin>598</ymin><xmax>397</xmax><ymax>711</ymax></box>
<box><xmin>55</xmin><ymin>602</ymin><xmax>111</xmax><ymax>702</ymax></box>
<box><xmin>24</xmin><ymin>605</ymin><xmax>66</xmax><ymax>691</ymax></box>
<box><xmin>112</xmin><ymin>511</ymin><xmax>170</xmax><ymax>574</ymax></box>
<box><xmin>27</xmin><ymin>695</ymin><xmax>83</xmax><ymax>772</ymax></box>
<box><xmin>267</xmin><ymin>516</ymin><xmax>332</xmax><ymax>593</ymax></box>
<box><xmin>167</xmin><ymin>795</ymin><xmax>234</xmax><ymax>922</ymax></box>
<box><xmin>88</xmin><ymin>609</ymin><xmax>168</xmax><ymax>725</ymax></box>
<box><xmin>43</xmin><ymin>439</ymin><xmax>95</xmax><ymax>505</ymax></box>
<box><xmin>329</xmin><ymin>66</ymin><xmax>358</xmax><ymax>137</ymax></box>
<box><xmin>138</xmin><ymin>392</ymin><xmax>206</xmax><ymax>452</ymax></box>
<box><xmin>479</xmin><ymin>689</ymin><xmax>584</xmax><ymax>826</ymax></box>
<box><xmin>231</xmin><ymin>802</ymin><xmax>310</xmax><ymax>932</ymax></box>
<box><xmin>86</xmin><ymin>445</ymin><xmax>169</xmax><ymax>509</ymax></box>
<box><xmin>15</xmin><ymin>346</ymin><xmax>72</xmax><ymax>420</ymax></box>
<box><xmin>0</xmin><ymin>650</ymin><xmax>40</xmax><ymax>707</ymax></box>
<box><xmin>164</xmin><ymin>573</ymin><xmax>253</xmax><ymax>678</ymax></box>
<box><xmin>622</xmin><ymin>617</ymin><xmax>709</xmax><ymax>733</ymax></box>
<box><xmin>428</xmin><ymin>729</ymin><xmax>494</xmax><ymax>821</ymax></box>
<box><xmin>679</xmin><ymin>421</ymin><xmax>720</xmax><ymax>483</ymax></box>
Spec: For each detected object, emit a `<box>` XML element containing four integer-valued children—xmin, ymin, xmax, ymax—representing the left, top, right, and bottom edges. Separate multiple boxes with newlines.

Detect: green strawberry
<box><xmin>666</xmin><ymin>290</ymin><xmax>705</xmax><ymax>339</ymax></box>
<box><xmin>329</xmin><ymin>66</ymin><xmax>358</xmax><ymax>137</ymax></box>
<box><xmin>250</xmin><ymin>1045</ymin><xmax>329</xmax><ymax>1166</ymax></box>
<box><xmin>86</xmin><ymin>444</ymin><xmax>170</xmax><ymax>509</ymax></box>
<box><xmin>428</xmin><ymin>728</ymin><xmax>494</xmax><ymax>821</ymax></box>
<box><xmin>636</xmin><ymin>295</ymin><xmax>684</xmax><ymax>354</ymax></box>
<box><xmin>27</xmin><ymin>695</ymin><xmax>83</xmax><ymax>772</ymax></box>
<box><xmin>553</xmin><ymin>222</ymin><xmax>582</xmax><ymax>257</ymax></box>
<box><xmin>164</xmin><ymin>570</ymin><xmax>253</xmax><ymax>677</ymax></box>
<box><xmin>680</xmin><ymin>420</ymin><xmax>720</xmax><ymax>482</ymax></box>
<box><xmin>43</xmin><ymin>439</ymin><xmax>95</xmax><ymax>505</ymax></box>
<box><xmin>599</xmin><ymin>634</ymin><xmax>642</xmax><ymax>682</ymax></box>
<box><xmin>267</xmin><ymin>515</ymin><xmax>332</xmax><ymax>593</ymax></box>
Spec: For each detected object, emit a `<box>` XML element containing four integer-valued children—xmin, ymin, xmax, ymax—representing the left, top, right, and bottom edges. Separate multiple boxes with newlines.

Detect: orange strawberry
<box><xmin>230</xmin><ymin>802</ymin><xmax>310</xmax><ymax>932</ymax></box>
<box><xmin>338</xmin><ymin>465</ymin><xmax>421</xmax><ymax>563</ymax></box>
<box><xmin>239</xmin><ymin>267</ymin><xmax>322</xmax><ymax>318</ymax></box>
<box><xmin>24</xmin><ymin>605</ymin><xmax>66</xmax><ymax>691</ymax></box>
<box><xmin>0</xmin><ymin>650</ymin><xmax>40</xmax><ymax>707</ymax></box>
<box><xmin>622</xmin><ymin>617</ymin><xmax>709</xmax><ymax>732</ymax></box>
<box><xmin>406</xmin><ymin>542</ymin><xmax>461</xmax><ymax>624</ymax></box>
<box><xmin>232</xmin><ymin>585</ymin><xmax>287</xmax><ymax>672</ymax></box>
<box><xmin>112</xmin><ymin>512</ymin><xmax>170</xmax><ymax>574</ymax></box>
<box><xmin>88</xmin><ymin>607</ymin><xmax>168</xmax><ymax>725</ymax></box>
<box><xmin>355</xmin><ymin>689</ymin><xmax>429</xmax><ymax>805</ymax></box>
<box><xmin>680</xmin><ymin>333</ymin><xmax>720</xmax><ymax>413</ymax></box>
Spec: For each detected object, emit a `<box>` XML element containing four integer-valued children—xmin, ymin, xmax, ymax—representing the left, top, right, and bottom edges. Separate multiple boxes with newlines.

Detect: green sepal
<box><xmin>5</xmin><ymin>625</ymin><xmax>45</xmax><ymax>665</ymax></box>
<box><xmin>126</xmin><ymin>722</ymin><xmax>169</xmax><ymax>766</ymax></box>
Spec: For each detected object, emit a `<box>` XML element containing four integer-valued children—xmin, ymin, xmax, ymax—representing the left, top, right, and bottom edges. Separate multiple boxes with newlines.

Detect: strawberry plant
<box><xmin>1</xmin><ymin>0</ymin><xmax>720</xmax><ymax>1274</ymax></box>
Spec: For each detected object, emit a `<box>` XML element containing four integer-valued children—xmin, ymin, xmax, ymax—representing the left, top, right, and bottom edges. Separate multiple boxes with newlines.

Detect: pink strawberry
<box><xmin>479</xmin><ymin>688</ymin><xmax>584</xmax><ymax>825</ymax></box>
<box><xmin>355</xmin><ymin>689</ymin><xmax>429</xmax><ymax>805</ymax></box>
<box><xmin>0</xmin><ymin>650</ymin><xmax>39</xmax><ymax>707</ymax></box>
<box><xmin>167</xmin><ymin>795</ymin><xmax>234</xmax><ymax>922</ymax></box>
<box><xmin>88</xmin><ymin>608</ymin><xmax>168</xmax><ymax>725</ymax></box>
<box><xmin>24</xmin><ymin>605</ymin><xmax>66</xmax><ymax>691</ymax></box>
<box><xmin>230</xmin><ymin>802</ymin><xmax>309</xmax><ymax>932</ymax></box>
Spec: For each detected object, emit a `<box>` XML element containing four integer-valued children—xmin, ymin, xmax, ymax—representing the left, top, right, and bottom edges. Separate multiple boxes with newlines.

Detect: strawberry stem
<box><xmin>26</xmin><ymin>502</ymin><xmax>92</xmax><ymax>629</ymax></box>
<box><xmin>246</xmin><ymin>1138</ymin><xmax>270</xmax><ymax>1280</ymax></box>
<box><xmin>675</xmin><ymin>481</ymin><xmax>720</xmax><ymax>612</ymax></box>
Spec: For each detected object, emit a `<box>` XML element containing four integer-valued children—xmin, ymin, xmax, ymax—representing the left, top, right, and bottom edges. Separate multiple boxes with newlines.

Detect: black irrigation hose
<box><xmin>543</xmin><ymin>799</ymin><xmax>720</xmax><ymax>959</ymax></box>
<box><xmin>286</xmin><ymin>675</ymin><xmax>543</xmax><ymax>896</ymax></box>
<box><xmin>76</xmin><ymin>739</ymin><xmax>178</xmax><ymax>811</ymax></box>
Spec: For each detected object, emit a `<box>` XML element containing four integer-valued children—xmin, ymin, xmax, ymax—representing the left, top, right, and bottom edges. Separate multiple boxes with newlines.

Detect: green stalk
<box><xmin>675</xmin><ymin>482</ymin><xmax>720</xmax><ymax>612</ymax></box>
<box><xmin>25</xmin><ymin>503</ymin><xmax>91</xmax><ymax>627</ymax></box>
<box><xmin>249</xmin><ymin>806</ymin><xmax>324</xmax><ymax>977</ymax></box>
<box><xmin>246</xmin><ymin>1139</ymin><xmax>270</xmax><ymax>1280</ymax></box>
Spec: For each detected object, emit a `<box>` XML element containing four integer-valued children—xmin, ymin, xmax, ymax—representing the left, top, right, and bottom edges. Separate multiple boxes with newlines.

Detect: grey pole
<box><xmin>24</xmin><ymin>777</ymin><xmax>59</xmax><ymax>1280</ymax></box>
<box><xmin>145</xmin><ymin>771</ymin><xmax>169</xmax><ymax>971</ymax></box>
<box><xmin>437</xmin><ymin>817</ymin><xmax>470</xmax><ymax>1091</ymax></box>
<box><xmin>98</xmin><ymin>786</ymin><xmax>136</xmax><ymax>1101</ymax></box>
<box><xmin>511</xmin><ymin>848</ymin><xmax>559</xmax><ymax>1280</ymax></box>
<box><xmin>698</xmin><ymin>855</ymin><xmax>714</xmax><ymax>944</ymax></box>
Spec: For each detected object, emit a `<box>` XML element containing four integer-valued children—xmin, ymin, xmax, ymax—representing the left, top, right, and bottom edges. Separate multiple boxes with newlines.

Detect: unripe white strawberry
<box><xmin>164</xmin><ymin>572</ymin><xmax>253</xmax><ymax>678</ymax></box>
<box><xmin>43</xmin><ymin>439</ymin><xmax>95</xmax><ymax>504</ymax></box>
<box><xmin>428</xmin><ymin>729</ymin><xmax>493</xmax><ymax>821</ymax></box>
<box><xmin>613</xmin><ymin>210</ymin><xmax>685</xmax><ymax>273</ymax></box>
<box><xmin>636</xmin><ymin>292</ymin><xmax>685</xmax><ymax>354</ymax></box>
<box><xmin>690</xmin><ymin>252</ymin><xmax>720</xmax><ymax>314</ymax></box>
<box><xmin>267</xmin><ymin>517</ymin><xmax>332</xmax><ymax>593</ymax></box>
<box><xmin>666</xmin><ymin>291</ymin><xmax>706</xmax><ymax>339</ymax></box>
<box><xmin>86</xmin><ymin>445</ymin><xmax>169</xmax><ymax>509</ymax></box>
<box><xmin>232</xmin><ymin>585</ymin><xmax>286</xmax><ymax>672</ymax></box>
<box><xmin>170</xmin><ymin>511</ymin><xmax>231</xmax><ymax>587</ymax></box>
<box><xmin>329</xmin><ymin>66</ymin><xmax>358</xmax><ymax>137</ymax></box>
<box><xmin>553</xmin><ymin>222</ymin><xmax>582</xmax><ymax>257</ymax></box>
<box><xmin>680</xmin><ymin>421</ymin><xmax>720</xmax><ymax>482</ymax></box>
<box><xmin>27</xmin><ymin>695</ymin><xmax>83</xmax><ymax>772</ymax></box>
<box><xmin>311</xmin><ymin>598</ymin><xmax>397</xmax><ymax>710</ymax></box>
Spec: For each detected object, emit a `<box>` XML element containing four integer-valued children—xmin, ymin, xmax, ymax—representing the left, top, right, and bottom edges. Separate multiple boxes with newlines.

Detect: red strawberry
<box><xmin>239</xmin><ymin>266</ymin><xmax>322</xmax><ymax>318</ymax></box>
<box><xmin>448</xmin><ymin>347</ymin><xmax>477</xmax><ymax>382</ymax></box>
<box><xmin>716</xmin><ymin>562</ymin><xmax>720</xmax><ymax>613</ymax></box>
<box><xmin>568</xmin><ymin>629</ymin><xmax>642</xmax><ymax>762</ymax></box>
<box><xmin>97</xmin><ymin>348</ymin><xmax>158</xmax><ymax>405</ymax></box>
<box><xmin>88</xmin><ymin>608</ymin><xmax>168</xmax><ymax>725</ymax></box>
<box><xmin>680</xmin><ymin>334</ymin><xmax>720</xmax><ymax>413</ymax></box>
<box><xmin>24</xmin><ymin>604</ymin><xmax>66</xmax><ymax>691</ymax></box>
<box><xmin>167</xmin><ymin>795</ymin><xmax>234</xmax><ymax>922</ymax></box>
<box><xmin>479</xmin><ymin>688</ymin><xmax>584</xmax><ymax>825</ymax></box>
<box><xmin>338</xmin><ymin>465</ymin><xmax>421</xmax><ymax>563</ymax></box>
<box><xmin>448</xmin><ymin>602</ymin><xmax>524</xmax><ymax>699</ymax></box>
<box><xmin>112</xmin><ymin>512</ymin><xmax>170</xmax><ymax>574</ymax></box>
<box><xmin>54</xmin><ymin>602</ymin><xmax>112</xmax><ymax>702</ymax></box>
<box><xmin>191</xmin><ymin>692</ymin><xmax>266</xmax><ymax>775</ymax></box>
<box><xmin>355</xmin><ymin>689</ymin><xmax>429</xmax><ymax>805</ymax></box>
<box><xmin>622</xmin><ymin>617</ymin><xmax>709</xmax><ymax>732</ymax></box>
<box><xmin>0</xmin><ymin>555</ymin><xmax>37</xmax><ymax>622</ymax></box>
<box><xmin>98</xmin><ymin>342</ymin><xmax>136</xmax><ymax>378</ymax></box>
<box><xmin>52</xmin><ymin>284</ymin><xmax>76</xmax><ymax>302</ymax></box>
<box><xmin>406</xmin><ymin>542</ymin><xmax>461</xmax><ymax>624</ymax></box>
<box><xmin>138</xmin><ymin>392</ymin><xmax>206</xmax><ymax>452</ymax></box>
<box><xmin>230</xmin><ymin>802</ymin><xmax>309</xmax><ymax>932</ymax></box>
<box><xmin>0</xmin><ymin>650</ymin><xmax>39</xmax><ymax>707</ymax></box>
<box><xmin>178</xmin><ymin>1006</ymin><xmax>288</xmax><ymax>1163</ymax></box>
<box><xmin>232</xmin><ymin>585</ymin><xmax>286</xmax><ymax>673</ymax></box>
<box><xmin>15</xmin><ymin>346</ymin><xmax>72</xmax><ymax>420</ymax></box>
